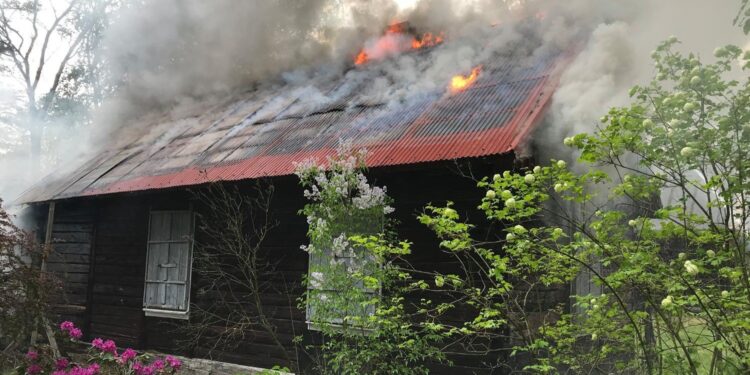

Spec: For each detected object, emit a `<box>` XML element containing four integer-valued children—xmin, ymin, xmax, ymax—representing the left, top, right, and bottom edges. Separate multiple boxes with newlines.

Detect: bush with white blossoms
<box><xmin>295</xmin><ymin>147</ymin><xmax>445</xmax><ymax>375</ymax></box>
<box><xmin>417</xmin><ymin>39</ymin><xmax>750</xmax><ymax>374</ymax></box>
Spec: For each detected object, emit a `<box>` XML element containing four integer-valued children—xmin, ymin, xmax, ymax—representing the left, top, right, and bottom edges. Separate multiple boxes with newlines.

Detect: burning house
<box><xmin>15</xmin><ymin>21</ymin><xmax>573</xmax><ymax>373</ymax></box>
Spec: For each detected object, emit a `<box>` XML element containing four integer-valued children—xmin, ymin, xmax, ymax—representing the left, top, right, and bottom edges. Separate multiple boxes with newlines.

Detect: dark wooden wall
<box><xmin>45</xmin><ymin>201</ymin><xmax>95</xmax><ymax>331</ymax></box>
<box><xmin>88</xmin><ymin>196</ymin><xmax>150</xmax><ymax>348</ymax></box>
<box><xmin>41</xmin><ymin>155</ymin><xmax>568</xmax><ymax>374</ymax></box>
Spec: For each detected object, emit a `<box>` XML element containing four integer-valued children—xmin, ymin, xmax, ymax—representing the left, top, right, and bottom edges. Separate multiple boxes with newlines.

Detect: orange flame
<box><xmin>450</xmin><ymin>66</ymin><xmax>482</xmax><ymax>92</ymax></box>
<box><xmin>386</xmin><ymin>22</ymin><xmax>406</xmax><ymax>34</ymax></box>
<box><xmin>354</xmin><ymin>24</ymin><xmax>445</xmax><ymax>66</ymax></box>
<box><xmin>354</xmin><ymin>50</ymin><xmax>369</xmax><ymax>65</ymax></box>
<box><xmin>411</xmin><ymin>32</ymin><xmax>444</xmax><ymax>49</ymax></box>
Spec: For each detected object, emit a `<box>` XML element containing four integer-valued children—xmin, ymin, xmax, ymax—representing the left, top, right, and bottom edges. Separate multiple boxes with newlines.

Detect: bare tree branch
<box><xmin>180</xmin><ymin>181</ymin><xmax>300</xmax><ymax>371</ymax></box>
<box><xmin>23</xmin><ymin>0</ymin><xmax>39</xmax><ymax>66</ymax></box>
<box><xmin>32</xmin><ymin>0</ymin><xmax>77</xmax><ymax>92</ymax></box>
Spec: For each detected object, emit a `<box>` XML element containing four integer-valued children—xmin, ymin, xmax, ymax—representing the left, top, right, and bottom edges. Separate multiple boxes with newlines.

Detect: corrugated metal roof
<box><xmin>18</xmin><ymin>48</ymin><xmax>571</xmax><ymax>204</ymax></box>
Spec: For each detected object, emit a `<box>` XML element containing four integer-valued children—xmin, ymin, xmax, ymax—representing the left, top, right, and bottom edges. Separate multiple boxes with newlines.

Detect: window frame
<box><xmin>142</xmin><ymin>209</ymin><xmax>195</xmax><ymax>320</ymax></box>
<box><xmin>305</xmin><ymin>219</ymin><xmax>383</xmax><ymax>332</ymax></box>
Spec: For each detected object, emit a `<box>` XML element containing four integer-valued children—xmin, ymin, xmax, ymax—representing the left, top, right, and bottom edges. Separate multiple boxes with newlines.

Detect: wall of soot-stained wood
<box><xmin>42</xmin><ymin>155</ymin><xmax>569</xmax><ymax>374</ymax></box>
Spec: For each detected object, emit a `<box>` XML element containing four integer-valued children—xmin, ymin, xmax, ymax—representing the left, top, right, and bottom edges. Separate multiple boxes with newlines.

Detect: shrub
<box><xmin>19</xmin><ymin>321</ymin><xmax>182</xmax><ymax>375</ymax></box>
<box><xmin>0</xmin><ymin>199</ymin><xmax>60</xmax><ymax>368</ymax></box>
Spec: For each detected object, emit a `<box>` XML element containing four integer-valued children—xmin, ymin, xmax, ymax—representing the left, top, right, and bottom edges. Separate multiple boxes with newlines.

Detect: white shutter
<box><xmin>144</xmin><ymin>211</ymin><xmax>193</xmax><ymax>317</ymax></box>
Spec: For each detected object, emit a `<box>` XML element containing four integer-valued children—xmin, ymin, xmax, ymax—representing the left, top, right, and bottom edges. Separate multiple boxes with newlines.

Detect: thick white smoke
<box><xmin>539</xmin><ymin>0</ymin><xmax>747</xmax><ymax>164</ymax></box>
<box><xmin>4</xmin><ymin>0</ymin><xmax>747</xmax><ymax>203</ymax></box>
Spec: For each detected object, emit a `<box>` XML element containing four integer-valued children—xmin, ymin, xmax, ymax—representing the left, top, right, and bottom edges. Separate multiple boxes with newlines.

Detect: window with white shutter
<box><xmin>143</xmin><ymin>210</ymin><xmax>194</xmax><ymax>319</ymax></box>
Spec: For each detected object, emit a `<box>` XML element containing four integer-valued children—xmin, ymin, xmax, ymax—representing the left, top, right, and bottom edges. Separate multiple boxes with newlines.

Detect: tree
<box><xmin>736</xmin><ymin>0</ymin><xmax>750</xmax><ymax>34</ymax></box>
<box><xmin>0</xmin><ymin>0</ymin><xmax>115</xmax><ymax>174</ymax></box>
<box><xmin>419</xmin><ymin>38</ymin><xmax>750</xmax><ymax>373</ymax></box>
<box><xmin>297</xmin><ymin>38</ymin><xmax>750</xmax><ymax>374</ymax></box>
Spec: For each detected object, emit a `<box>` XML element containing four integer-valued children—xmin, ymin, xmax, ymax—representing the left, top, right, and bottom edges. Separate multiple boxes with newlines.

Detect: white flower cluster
<box><xmin>352</xmin><ymin>173</ymin><xmax>393</xmax><ymax>213</ymax></box>
<box><xmin>331</xmin><ymin>234</ymin><xmax>351</xmax><ymax>258</ymax></box>
<box><xmin>293</xmin><ymin>158</ymin><xmax>319</xmax><ymax>180</ymax></box>
<box><xmin>683</xmin><ymin>260</ymin><xmax>699</xmax><ymax>275</ymax></box>
<box><xmin>303</xmin><ymin>184</ymin><xmax>321</xmax><ymax>200</ymax></box>
<box><xmin>309</xmin><ymin>271</ymin><xmax>325</xmax><ymax>289</ymax></box>
<box><xmin>297</xmin><ymin>149</ymin><xmax>394</xmax><ymax>215</ymax></box>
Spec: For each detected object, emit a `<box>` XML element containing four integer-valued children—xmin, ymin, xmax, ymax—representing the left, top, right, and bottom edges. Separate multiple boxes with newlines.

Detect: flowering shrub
<box><xmin>20</xmin><ymin>321</ymin><xmax>181</xmax><ymax>375</ymax></box>
<box><xmin>295</xmin><ymin>147</ymin><xmax>446</xmax><ymax>374</ymax></box>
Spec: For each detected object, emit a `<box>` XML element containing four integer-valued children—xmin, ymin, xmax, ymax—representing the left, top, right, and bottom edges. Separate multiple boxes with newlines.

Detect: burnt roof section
<box><xmin>18</xmin><ymin>47</ymin><xmax>570</xmax><ymax>204</ymax></box>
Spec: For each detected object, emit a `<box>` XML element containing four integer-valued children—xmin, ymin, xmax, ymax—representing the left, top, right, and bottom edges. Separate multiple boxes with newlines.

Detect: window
<box><xmin>143</xmin><ymin>210</ymin><xmax>194</xmax><ymax>319</ymax></box>
<box><xmin>306</xmin><ymin>216</ymin><xmax>381</xmax><ymax>331</ymax></box>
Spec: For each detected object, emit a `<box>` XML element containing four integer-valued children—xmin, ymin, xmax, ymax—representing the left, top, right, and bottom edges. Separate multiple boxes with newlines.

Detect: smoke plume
<box><xmin>539</xmin><ymin>0</ymin><xmax>746</xmax><ymax>165</ymax></box>
<box><xmin>3</xmin><ymin>0</ymin><xmax>747</xmax><ymax>203</ymax></box>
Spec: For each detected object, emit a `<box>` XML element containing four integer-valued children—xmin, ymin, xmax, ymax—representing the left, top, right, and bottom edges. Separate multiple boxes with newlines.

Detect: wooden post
<box><xmin>30</xmin><ymin>202</ymin><xmax>61</xmax><ymax>358</ymax></box>
<box><xmin>84</xmin><ymin>222</ymin><xmax>97</xmax><ymax>341</ymax></box>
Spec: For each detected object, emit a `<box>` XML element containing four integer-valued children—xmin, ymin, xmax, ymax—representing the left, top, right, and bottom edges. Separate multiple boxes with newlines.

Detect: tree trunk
<box><xmin>29</xmin><ymin>123</ymin><xmax>42</xmax><ymax>174</ymax></box>
<box><xmin>27</xmin><ymin>99</ymin><xmax>43</xmax><ymax>178</ymax></box>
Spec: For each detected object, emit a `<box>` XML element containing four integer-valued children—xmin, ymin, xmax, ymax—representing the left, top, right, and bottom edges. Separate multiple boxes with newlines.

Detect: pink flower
<box><xmin>60</xmin><ymin>321</ymin><xmax>75</xmax><ymax>332</ymax></box>
<box><xmin>68</xmin><ymin>364</ymin><xmax>100</xmax><ymax>375</ymax></box>
<box><xmin>134</xmin><ymin>363</ymin><xmax>155</xmax><ymax>375</ymax></box>
<box><xmin>26</xmin><ymin>364</ymin><xmax>42</xmax><ymax>375</ymax></box>
<box><xmin>56</xmin><ymin>357</ymin><xmax>69</xmax><ymax>370</ymax></box>
<box><xmin>91</xmin><ymin>338</ymin><xmax>116</xmax><ymax>354</ymax></box>
<box><xmin>118</xmin><ymin>348</ymin><xmax>137</xmax><ymax>364</ymax></box>
<box><xmin>100</xmin><ymin>339</ymin><xmax>117</xmax><ymax>354</ymax></box>
<box><xmin>91</xmin><ymin>338</ymin><xmax>104</xmax><ymax>348</ymax></box>
<box><xmin>152</xmin><ymin>359</ymin><xmax>165</xmax><ymax>370</ymax></box>
<box><xmin>165</xmin><ymin>355</ymin><xmax>182</xmax><ymax>370</ymax></box>
<box><xmin>25</xmin><ymin>350</ymin><xmax>38</xmax><ymax>361</ymax></box>
<box><xmin>52</xmin><ymin>371</ymin><xmax>68</xmax><ymax>375</ymax></box>
<box><xmin>69</xmin><ymin>328</ymin><xmax>83</xmax><ymax>340</ymax></box>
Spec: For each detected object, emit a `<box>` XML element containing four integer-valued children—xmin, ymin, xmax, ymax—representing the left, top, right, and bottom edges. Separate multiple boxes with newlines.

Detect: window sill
<box><xmin>143</xmin><ymin>308</ymin><xmax>189</xmax><ymax>320</ymax></box>
<box><xmin>307</xmin><ymin>321</ymin><xmax>373</xmax><ymax>334</ymax></box>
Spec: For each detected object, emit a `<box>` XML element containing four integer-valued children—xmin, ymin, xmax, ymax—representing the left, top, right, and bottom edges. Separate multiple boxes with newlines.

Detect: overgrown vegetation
<box><xmin>500</xmin><ymin>39</ymin><xmax>750</xmax><ymax>374</ymax></box>
<box><xmin>22</xmin><ymin>321</ymin><xmax>182</xmax><ymax>374</ymax></box>
<box><xmin>291</xmin><ymin>39</ymin><xmax>750</xmax><ymax>374</ymax></box>
<box><xmin>295</xmin><ymin>150</ymin><xmax>447</xmax><ymax>375</ymax></box>
<box><xmin>180</xmin><ymin>183</ymin><xmax>301</xmax><ymax>371</ymax></box>
<box><xmin>0</xmin><ymin>200</ymin><xmax>58</xmax><ymax>370</ymax></box>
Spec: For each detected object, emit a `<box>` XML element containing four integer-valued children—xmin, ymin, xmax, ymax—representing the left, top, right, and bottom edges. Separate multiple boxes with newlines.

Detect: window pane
<box><xmin>306</xmin><ymin>210</ymin><xmax>383</xmax><ymax>330</ymax></box>
<box><xmin>169</xmin><ymin>242</ymin><xmax>190</xmax><ymax>282</ymax></box>
<box><xmin>170</xmin><ymin>212</ymin><xmax>192</xmax><ymax>240</ymax></box>
<box><xmin>146</xmin><ymin>243</ymin><xmax>169</xmax><ymax>282</ymax></box>
<box><xmin>144</xmin><ymin>242</ymin><xmax>169</xmax><ymax>307</ymax></box>
<box><xmin>165</xmin><ymin>284</ymin><xmax>186</xmax><ymax>310</ymax></box>
<box><xmin>144</xmin><ymin>211</ymin><xmax>192</xmax><ymax>312</ymax></box>
<box><xmin>149</xmin><ymin>212</ymin><xmax>171</xmax><ymax>242</ymax></box>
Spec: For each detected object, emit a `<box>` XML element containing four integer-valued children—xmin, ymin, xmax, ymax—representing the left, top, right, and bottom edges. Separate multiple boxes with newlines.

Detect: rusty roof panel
<box><xmin>17</xmin><ymin>49</ymin><xmax>571</xmax><ymax>204</ymax></box>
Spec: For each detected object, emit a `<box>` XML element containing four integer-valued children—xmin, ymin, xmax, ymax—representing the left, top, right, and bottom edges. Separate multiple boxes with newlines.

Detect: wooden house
<box><xmin>16</xmin><ymin>45</ymin><xmax>570</xmax><ymax>373</ymax></box>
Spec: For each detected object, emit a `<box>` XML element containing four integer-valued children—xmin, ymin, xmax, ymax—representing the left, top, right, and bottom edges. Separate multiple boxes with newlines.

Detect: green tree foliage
<box><xmin>294</xmin><ymin>37</ymin><xmax>750</xmax><ymax>373</ymax></box>
<box><xmin>736</xmin><ymin>0</ymin><xmax>750</xmax><ymax>34</ymax></box>
<box><xmin>419</xmin><ymin>39</ymin><xmax>750</xmax><ymax>374</ymax></box>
